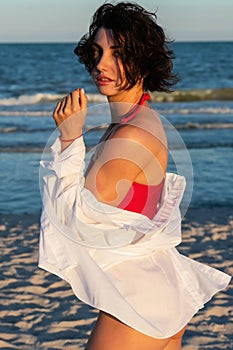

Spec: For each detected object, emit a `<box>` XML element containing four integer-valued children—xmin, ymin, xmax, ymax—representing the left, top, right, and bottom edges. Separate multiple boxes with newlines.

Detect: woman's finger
<box><xmin>62</xmin><ymin>93</ymin><xmax>72</xmax><ymax>114</ymax></box>
<box><xmin>58</xmin><ymin>96</ymin><xmax>67</xmax><ymax>115</ymax></box>
<box><xmin>53</xmin><ymin>100</ymin><xmax>63</xmax><ymax>125</ymax></box>
<box><xmin>53</xmin><ymin>102</ymin><xmax>60</xmax><ymax>117</ymax></box>
<box><xmin>79</xmin><ymin>88</ymin><xmax>88</xmax><ymax>109</ymax></box>
<box><xmin>70</xmin><ymin>89</ymin><xmax>81</xmax><ymax>113</ymax></box>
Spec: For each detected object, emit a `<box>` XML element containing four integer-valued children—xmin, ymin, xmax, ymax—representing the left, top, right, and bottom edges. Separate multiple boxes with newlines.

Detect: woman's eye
<box><xmin>113</xmin><ymin>50</ymin><xmax>121</xmax><ymax>58</ymax></box>
<box><xmin>93</xmin><ymin>50</ymin><xmax>99</xmax><ymax>59</ymax></box>
<box><xmin>91</xmin><ymin>46</ymin><xmax>100</xmax><ymax>59</ymax></box>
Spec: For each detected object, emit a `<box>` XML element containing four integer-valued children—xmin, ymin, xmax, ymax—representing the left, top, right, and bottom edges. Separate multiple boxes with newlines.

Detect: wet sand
<box><xmin>0</xmin><ymin>208</ymin><xmax>232</xmax><ymax>349</ymax></box>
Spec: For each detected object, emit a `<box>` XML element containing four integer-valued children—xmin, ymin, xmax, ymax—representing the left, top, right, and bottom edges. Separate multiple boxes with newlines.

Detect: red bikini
<box><xmin>118</xmin><ymin>93</ymin><xmax>164</xmax><ymax>219</ymax></box>
<box><xmin>118</xmin><ymin>180</ymin><xmax>164</xmax><ymax>219</ymax></box>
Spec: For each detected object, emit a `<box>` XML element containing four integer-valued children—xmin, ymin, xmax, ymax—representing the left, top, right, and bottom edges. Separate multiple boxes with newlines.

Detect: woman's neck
<box><xmin>108</xmin><ymin>86</ymin><xmax>144</xmax><ymax>123</ymax></box>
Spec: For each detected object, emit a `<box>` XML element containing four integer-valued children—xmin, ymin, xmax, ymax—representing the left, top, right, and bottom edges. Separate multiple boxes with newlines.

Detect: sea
<box><xmin>0</xmin><ymin>41</ymin><xmax>233</xmax><ymax>215</ymax></box>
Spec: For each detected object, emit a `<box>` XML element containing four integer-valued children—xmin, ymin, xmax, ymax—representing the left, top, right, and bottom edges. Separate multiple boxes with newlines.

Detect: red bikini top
<box><xmin>118</xmin><ymin>180</ymin><xmax>164</xmax><ymax>219</ymax></box>
<box><xmin>118</xmin><ymin>92</ymin><xmax>164</xmax><ymax>219</ymax></box>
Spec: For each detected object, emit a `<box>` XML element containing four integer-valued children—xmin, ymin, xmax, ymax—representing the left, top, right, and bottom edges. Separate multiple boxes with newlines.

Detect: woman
<box><xmin>39</xmin><ymin>3</ymin><xmax>231</xmax><ymax>350</ymax></box>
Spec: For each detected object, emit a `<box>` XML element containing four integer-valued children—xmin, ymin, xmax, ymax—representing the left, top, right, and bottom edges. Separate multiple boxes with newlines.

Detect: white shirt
<box><xmin>39</xmin><ymin>136</ymin><xmax>231</xmax><ymax>339</ymax></box>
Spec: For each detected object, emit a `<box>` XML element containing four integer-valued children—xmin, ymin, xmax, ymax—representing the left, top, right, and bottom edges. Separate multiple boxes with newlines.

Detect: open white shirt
<box><xmin>39</xmin><ymin>136</ymin><xmax>231</xmax><ymax>338</ymax></box>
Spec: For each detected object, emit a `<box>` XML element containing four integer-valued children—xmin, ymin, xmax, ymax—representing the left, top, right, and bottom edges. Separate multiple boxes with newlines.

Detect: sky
<box><xmin>0</xmin><ymin>0</ymin><xmax>233</xmax><ymax>43</ymax></box>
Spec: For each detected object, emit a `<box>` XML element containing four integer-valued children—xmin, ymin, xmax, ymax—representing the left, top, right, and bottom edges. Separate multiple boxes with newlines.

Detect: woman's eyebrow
<box><xmin>111</xmin><ymin>45</ymin><xmax>121</xmax><ymax>50</ymax></box>
<box><xmin>91</xmin><ymin>43</ymin><xmax>100</xmax><ymax>48</ymax></box>
<box><xmin>92</xmin><ymin>42</ymin><xmax>120</xmax><ymax>50</ymax></box>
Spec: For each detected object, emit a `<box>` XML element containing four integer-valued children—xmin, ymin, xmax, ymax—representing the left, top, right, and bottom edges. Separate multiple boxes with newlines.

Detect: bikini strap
<box><xmin>139</xmin><ymin>92</ymin><xmax>151</xmax><ymax>105</ymax></box>
<box><xmin>121</xmin><ymin>92</ymin><xmax>150</xmax><ymax>123</ymax></box>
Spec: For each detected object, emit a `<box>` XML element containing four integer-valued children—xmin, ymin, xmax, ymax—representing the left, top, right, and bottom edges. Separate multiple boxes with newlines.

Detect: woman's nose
<box><xmin>96</xmin><ymin>52</ymin><xmax>109</xmax><ymax>72</ymax></box>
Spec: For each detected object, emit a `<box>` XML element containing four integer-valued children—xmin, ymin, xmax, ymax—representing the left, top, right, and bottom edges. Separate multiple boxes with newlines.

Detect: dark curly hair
<box><xmin>74</xmin><ymin>2</ymin><xmax>178</xmax><ymax>92</ymax></box>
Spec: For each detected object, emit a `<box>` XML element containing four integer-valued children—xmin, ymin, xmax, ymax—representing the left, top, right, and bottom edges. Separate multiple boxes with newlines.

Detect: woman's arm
<box><xmin>85</xmin><ymin>121</ymin><xmax>168</xmax><ymax>207</ymax></box>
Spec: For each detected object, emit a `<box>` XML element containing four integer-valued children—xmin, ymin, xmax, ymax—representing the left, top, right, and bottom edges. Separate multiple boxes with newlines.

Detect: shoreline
<box><xmin>0</xmin><ymin>207</ymin><xmax>232</xmax><ymax>349</ymax></box>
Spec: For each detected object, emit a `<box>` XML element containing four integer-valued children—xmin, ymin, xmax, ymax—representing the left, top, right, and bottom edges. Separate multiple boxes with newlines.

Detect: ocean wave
<box><xmin>159</xmin><ymin>107</ymin><xmax>233</xmax><ymax>115</ymax></box>
<box><xmin>0</xmin><ymin>111</ymin><xmax>51</xmax><ymax>116</ymax></box>
<box><xmin>151</xmin><ymin>88</ymin><xmax>233</xmax><ymax>102</ymax></box>
<box><xmin>171</xmin><ymin>122</ymin><xmax>233</xmax><ymax>130</ymax></box>
<box><xmin>0</xmin><ymin>127</ymin><xmax>18</xmax><ymax>133</ymax></box>
<box><xmin>0</xmin><ymin>88</ymin><xmax>232</xmax><ymax>107</ymax></box>
<box><xmin>0</xmin><ymin>147</ymin><xmax>44</xmax><ymax>153</ymax></box>
<box><xmin>0</xmin><ymin>93</ymin><xmax>64</xmax><ymax>106</ymax></box>
<box><xmin>0</xmin><ymin>126</ymin><xmax>54</xmax><ymax>134</ymax></box>
<box><xmin>0</xmin><ymin>93</ymin><xmax>107</xmax><ymax>106</ymax></box>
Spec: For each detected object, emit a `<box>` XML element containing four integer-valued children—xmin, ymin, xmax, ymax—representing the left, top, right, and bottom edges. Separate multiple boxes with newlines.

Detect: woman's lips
<box><xmin>96</xmin><ymin>75</ymin><xmax>114</xmax><ymax>86</ymax></box>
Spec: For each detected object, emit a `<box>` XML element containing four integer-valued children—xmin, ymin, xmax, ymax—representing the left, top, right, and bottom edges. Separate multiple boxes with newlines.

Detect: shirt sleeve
<box><xmin>39</xmin><ymin>136</ymin><xmax>144</xmax><ymax>248</ymax></box>
<box><xmin>40</xmin><ymin>136</ymin><xmax>86</xmax><ymax>221</ymax></box>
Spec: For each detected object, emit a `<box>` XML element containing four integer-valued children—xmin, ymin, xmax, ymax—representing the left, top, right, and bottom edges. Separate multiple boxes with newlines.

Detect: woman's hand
<box><xmin>53</xmin><ymin>88</ymin><xmax>88</xmax><ymax>140</ymax></box>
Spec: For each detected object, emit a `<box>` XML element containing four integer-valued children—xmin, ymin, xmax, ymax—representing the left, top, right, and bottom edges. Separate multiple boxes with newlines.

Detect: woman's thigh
<box><xmin>85</xmin><ymin>312</ymin><xmax>172</xmax><ymax>350</ymax></box>
<box><xmin>163</xmin><ymin>326</ymin><xmax>187</xmax><ymax>350</ymax></box>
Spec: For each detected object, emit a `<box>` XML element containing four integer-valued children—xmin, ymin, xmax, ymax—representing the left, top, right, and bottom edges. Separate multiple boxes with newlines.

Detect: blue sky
<box><xmin>1</xmin><ymin>0</ymin><xmax>233</xmax><ymax>42</ymax></box>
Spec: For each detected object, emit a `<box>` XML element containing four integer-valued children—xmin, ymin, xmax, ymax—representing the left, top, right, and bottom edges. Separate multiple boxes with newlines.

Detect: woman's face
<box><xmin>91</xmin><ymin>27</ymin><xmax>126</xmax><ymax>97</ymax></box>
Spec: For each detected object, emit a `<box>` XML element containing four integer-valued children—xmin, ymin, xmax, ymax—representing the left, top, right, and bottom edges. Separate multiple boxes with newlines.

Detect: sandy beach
<box><xmin>0</xmin><ymin>208</ymin><xmax>232</xmax><ymax>349</ymax></box>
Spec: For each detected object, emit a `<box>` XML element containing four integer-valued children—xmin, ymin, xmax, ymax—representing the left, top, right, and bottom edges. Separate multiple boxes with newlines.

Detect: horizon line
<box><xmin>0</xmin><ymin>39</ymin><xmax>232</xmax><ymax>44</ymax></box>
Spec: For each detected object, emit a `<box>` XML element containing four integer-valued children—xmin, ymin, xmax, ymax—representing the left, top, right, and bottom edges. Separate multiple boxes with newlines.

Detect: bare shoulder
<box><xmin>111</xmin><ymin>109</ymin><xmax>167</xmax><ymax>157</ymax></box>
<box><xmin>84</xmin><ymin>108</ymin><xmax>167</xmax><ymax>204</ymax></box>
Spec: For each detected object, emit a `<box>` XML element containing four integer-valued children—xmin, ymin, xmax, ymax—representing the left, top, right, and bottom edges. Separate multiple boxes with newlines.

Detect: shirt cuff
<box><xmin>41</xmin><ymin>136</ymin><xmax>86</xmax><ymax>178</ymax></box>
